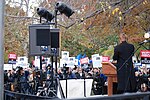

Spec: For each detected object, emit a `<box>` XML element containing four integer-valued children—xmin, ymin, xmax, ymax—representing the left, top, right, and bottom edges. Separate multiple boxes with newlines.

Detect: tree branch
<box><xmin>61</xmin><ymin>0</ymin><xmax>124</xmax><ymax>29</ymax></box>
<box><xmin>122</xmin><ymin>0</ymin><xmax>144</xmax><ymax>15</ymax></box>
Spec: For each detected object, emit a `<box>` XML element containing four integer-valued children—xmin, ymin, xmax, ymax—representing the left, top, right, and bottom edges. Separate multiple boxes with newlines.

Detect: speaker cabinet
<box><xmin>36</xmin><ymin>29</ymin><xmax>51</xmax><ymax>46</ymax></box>
<box><xmin>29</xmin><ymin>24</ymin><xmax>60</xmax><ymax>56</ymax></box>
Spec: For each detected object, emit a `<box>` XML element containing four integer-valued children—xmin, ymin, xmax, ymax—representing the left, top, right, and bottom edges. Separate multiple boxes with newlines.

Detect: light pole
<box><xmin>0</xmin><ymin>0</ymin><xmax>5</xmax><ymax>99</ymax></box>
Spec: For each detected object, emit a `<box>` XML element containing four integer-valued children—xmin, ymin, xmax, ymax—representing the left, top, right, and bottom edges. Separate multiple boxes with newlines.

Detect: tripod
<box><xmin>35</xmin><ymin>48</ymin><xmax>65</xmax><ymax>98</ymax></box>
<box><xmin>39</xmin><ymin>48</ymin><xmax>65</xmax><ymax>98</ymax></box>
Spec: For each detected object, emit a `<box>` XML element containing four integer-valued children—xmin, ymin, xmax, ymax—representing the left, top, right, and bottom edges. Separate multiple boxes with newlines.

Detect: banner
<box><xmin>102</xmin><ymin>56</ymin><xmax>110</xmax><ymax>62</ymax></box>
<box><xmin>140</xmin><ymin>50</ymin><xmax>150</xmax><ymax>64</ymax></box>
<box><xmin>8</xmin><ymin>53</ymin><xmax>17</xmax><ymax>59</ymax></box>
<box><xmin>59</xmin><ymin>79</ymin><xmax>93</xmax><ymax>98</ymax></box>
<box><xmin>80</xmin><ymin>57</ymin><xmax>89</xmax><ymax>64</ymax></box>
<box><xmin>8</xmin><ymin>53</ymin><xmax>17</xmax><ymax>64</ymax></box>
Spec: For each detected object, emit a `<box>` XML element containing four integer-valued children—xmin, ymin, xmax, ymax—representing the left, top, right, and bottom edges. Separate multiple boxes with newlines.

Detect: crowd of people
<box><xmin>4</xmin><ymin>64</ymin><xmax>108</xmax><ymax>96</ymax></box>
<box><xmin>3</xmin><ymin>62</ymin><xmax>150</xmax><ymax>96</ymax></box>
<box><xmin>135</xmin><ymin>65</ymin><xmax>150</xmax><ymax>92</ymax></box>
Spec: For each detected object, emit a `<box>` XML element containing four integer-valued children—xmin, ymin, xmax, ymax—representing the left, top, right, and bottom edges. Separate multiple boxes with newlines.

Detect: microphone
<box><xmin>139</xmin><ymin>40</ymin><xmax>150</xmax><ymax>45</ymax></box>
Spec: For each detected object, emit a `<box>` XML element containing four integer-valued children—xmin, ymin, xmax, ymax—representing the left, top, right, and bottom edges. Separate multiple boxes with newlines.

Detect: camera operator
<box><xmin>92</xmin><ymin>68</ymin><xmax>105</xmax><ymax>95</ymax></box>
<box><xmin>75</xmin><ymin>67</ymin><xmax>85</xmax><ymax>79</ymax></box>
<box><xmin>6</xmin><ymin>69</ymin><xmax>17</xmax><ymax>91</ymax></box>
<box><xmin>15</xmin><ymin>67</ymin><xmax>29</xmax><ymax>93</ymax></box>
<box><xmin>4</xmin><ymin>70</ymin><xmax>9</xmax><ymax>90</ymax></box>
<box><xmin>33</xmin><ymin>70</ymin><xmax>42</xmax><ymax>94</ymax></box>
<box><xmin>57</xmin><ymin>68</ymin><xmax>63</xmax><ymax>79</ymax></box>
<box><xmin>62</xmin><ymin>64</ymin><xmax>76</xmax><ymax>79</ymax></box>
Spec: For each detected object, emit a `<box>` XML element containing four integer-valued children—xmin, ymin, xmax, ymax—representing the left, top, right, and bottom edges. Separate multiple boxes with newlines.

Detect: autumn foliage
<box><xmin>4</xmin><ymin>0</ymin><xmax>150</xmax><ymax>62</ymax></box>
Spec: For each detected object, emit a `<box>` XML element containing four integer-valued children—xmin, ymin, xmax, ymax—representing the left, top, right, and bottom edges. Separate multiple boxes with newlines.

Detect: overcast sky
<box><xmin>6</xmin><ymin>0</ymin><xmax>39</xmax><ymax>17</ymax></box>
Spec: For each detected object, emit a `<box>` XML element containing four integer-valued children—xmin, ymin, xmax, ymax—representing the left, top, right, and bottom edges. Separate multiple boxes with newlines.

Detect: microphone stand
<box><xmin>118</xmin><ymin>39</ymin><xmax>150</xmax><ymax>72</ymax></box>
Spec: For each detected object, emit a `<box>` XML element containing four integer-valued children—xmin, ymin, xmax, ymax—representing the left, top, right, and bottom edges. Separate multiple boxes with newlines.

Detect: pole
<box><xmin>40</xmin><ymin>56</ymin><xmax>43</xmax><ymax>86</ymax></box>
<box><xmin>54</xmin><ymin>8</ymin><xmax>58</xmax><ymax>28</ymax></box>
<box><xmin>55</xmin><ymin>54</ymin><xmax>57</xmax><ymax>76</ymax></box>
<box><xmin>51</xmin><ymin>55</ymin><xmax>54</xmax><ymax>87</ymax></box>
<box><xmin>84</xmin><ymin>78</ymin><xmax>86</xmax><ymax>97</ymax></box>
<box><xmin>40</xmin><ymin>56</ymin><xmax>42</xmax><ymax>70</ymax></box>
<box><xmin>54</xmin><ymin>8</ymin><xmax>58</xmax><ymax>76</ymax></box>
<box><xmin>0</xmin><ymin>0</ymin><xmax>5</xmax><ymax>99</ymax></box>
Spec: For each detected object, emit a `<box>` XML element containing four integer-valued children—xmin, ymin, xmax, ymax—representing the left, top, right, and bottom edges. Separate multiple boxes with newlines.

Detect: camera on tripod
<box><xmin>40</xmin><ymin>46</ymin><xmax>48</xmax><ymax>52</ymax></box>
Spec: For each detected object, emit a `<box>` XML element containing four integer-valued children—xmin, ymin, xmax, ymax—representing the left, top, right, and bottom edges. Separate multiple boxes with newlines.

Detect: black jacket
<box><xmin>113</xmin><ymin>41</ymin><xmax>137</xmax><ymax>92</ymax></box>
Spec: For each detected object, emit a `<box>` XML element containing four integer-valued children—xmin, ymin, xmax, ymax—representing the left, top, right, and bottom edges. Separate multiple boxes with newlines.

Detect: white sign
<box><xmin>34</xmin><ymin>56</ymin><xmax>40</xmax><ymax>69</ymax></box>
<box><xmin>91</xmin><ymin>54</ymin><xmax>99</xmax><ymax>61</ymax></box>
<box><xmin>4</xmin><ymin>64</ymin><xmax>13</xmax><ymax>70</ymax></box>
<box><xmin>60</xmin><ymin>59</ymin><xmax>64</xmax><ymax>67</ymax></box>
<box><xmin>92</xmin><ymin>56</ymin><xmax>102</xmax><ymax>68</ymax></box>
<box><xmin>16</xmin><ymin>56</ymin><xmax>29</xmax><ymax>68</ymax></box>
<box><xmin>66</xmin><ymin>57</ymin><xmax>75</xmax><ymax>68</ymax></box>
<box><xmin>60</xmin><ymin>57</ymin><xmax>77</xmax><ymax>68</ymax></box>
<box><xmin>52</xmin><ymin>62</ymin><xmax>59</xmax><ymax>68</ymax></box>
<box><xmin>61</xmin><ymin>51</ymin><xmax>69</xmax><ymax>59</ymax></box>
<box><xmin>74</xmin><ymin>59</ymin><xmax>79</xmax><ymax>65</ymax></box>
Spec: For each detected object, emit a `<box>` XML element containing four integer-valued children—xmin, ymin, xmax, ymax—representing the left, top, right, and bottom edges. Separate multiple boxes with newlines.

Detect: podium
<box><xmin>102</xmin><ymin>62</ymin><xmax>117</xmax><ymax>96</ymax></box>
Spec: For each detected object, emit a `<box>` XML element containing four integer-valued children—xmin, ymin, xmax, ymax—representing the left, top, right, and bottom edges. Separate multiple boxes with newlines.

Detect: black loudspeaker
<box><xmin>51</xmin><ymin>31</ymin><xmax>59</xmax><ymax>48</ymax></box>
<box><xmin>29</xmin><ymin>24</ymin><xmax>60</xmax><ymax>56</ymax></box>
<box><xmin>36</xmin><ymin>29</ymin><xmax>51</xmax><ymax>46</ymax></box>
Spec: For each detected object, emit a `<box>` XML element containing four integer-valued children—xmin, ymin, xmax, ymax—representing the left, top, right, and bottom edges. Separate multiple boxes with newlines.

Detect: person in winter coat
<box><xmin>113</xmin><ymin>33</ymin><xmax>137</xmax><ymax>94</ymax></box>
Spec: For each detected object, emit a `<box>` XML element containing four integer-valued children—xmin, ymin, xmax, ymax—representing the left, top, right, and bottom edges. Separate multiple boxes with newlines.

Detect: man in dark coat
<box><xmin>113</xmin><ymin>33</ymin><xmax>137</xmax><ymax>94</ymax></box>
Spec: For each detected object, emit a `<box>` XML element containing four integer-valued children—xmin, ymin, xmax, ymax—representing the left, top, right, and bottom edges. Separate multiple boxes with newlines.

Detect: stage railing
<box><xmin>4</xmin><ymin>90</ymin><xmax>60</xmax><ymax>100</ymax></box>
<box><xmin>4</xmin><ymin>90</ymin><xmax>150</xmax><ymax>100</ymax></box>
<box><xmin>67</xmin><ymin>92</ymin><xmax>150</xmax><ymax>100</ymax></box>
<box><xmin>4</xmin><ymin>82</ymin><xmax>150</xmax><ymax>100</ymax></box>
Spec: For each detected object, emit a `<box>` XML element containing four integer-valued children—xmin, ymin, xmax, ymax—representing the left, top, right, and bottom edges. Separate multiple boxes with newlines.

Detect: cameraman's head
<box><xmin>66</xmin><ymin>67</ymin><xmax>72</xmax><ymax>74</ymax></box>
<box><xmin>47</xmin><ymin>64</ymin><xmax>51</xmax><ymax>70</ymax></box>
<box><xmin>63</xmin><ymin>67</ymin><xmax>69</xmax><ymax>74</ymax></box>
<box><xmin>16</xmin><ymin>66</ymin><xmax>24</xmax><ymax>76</ymax></box>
